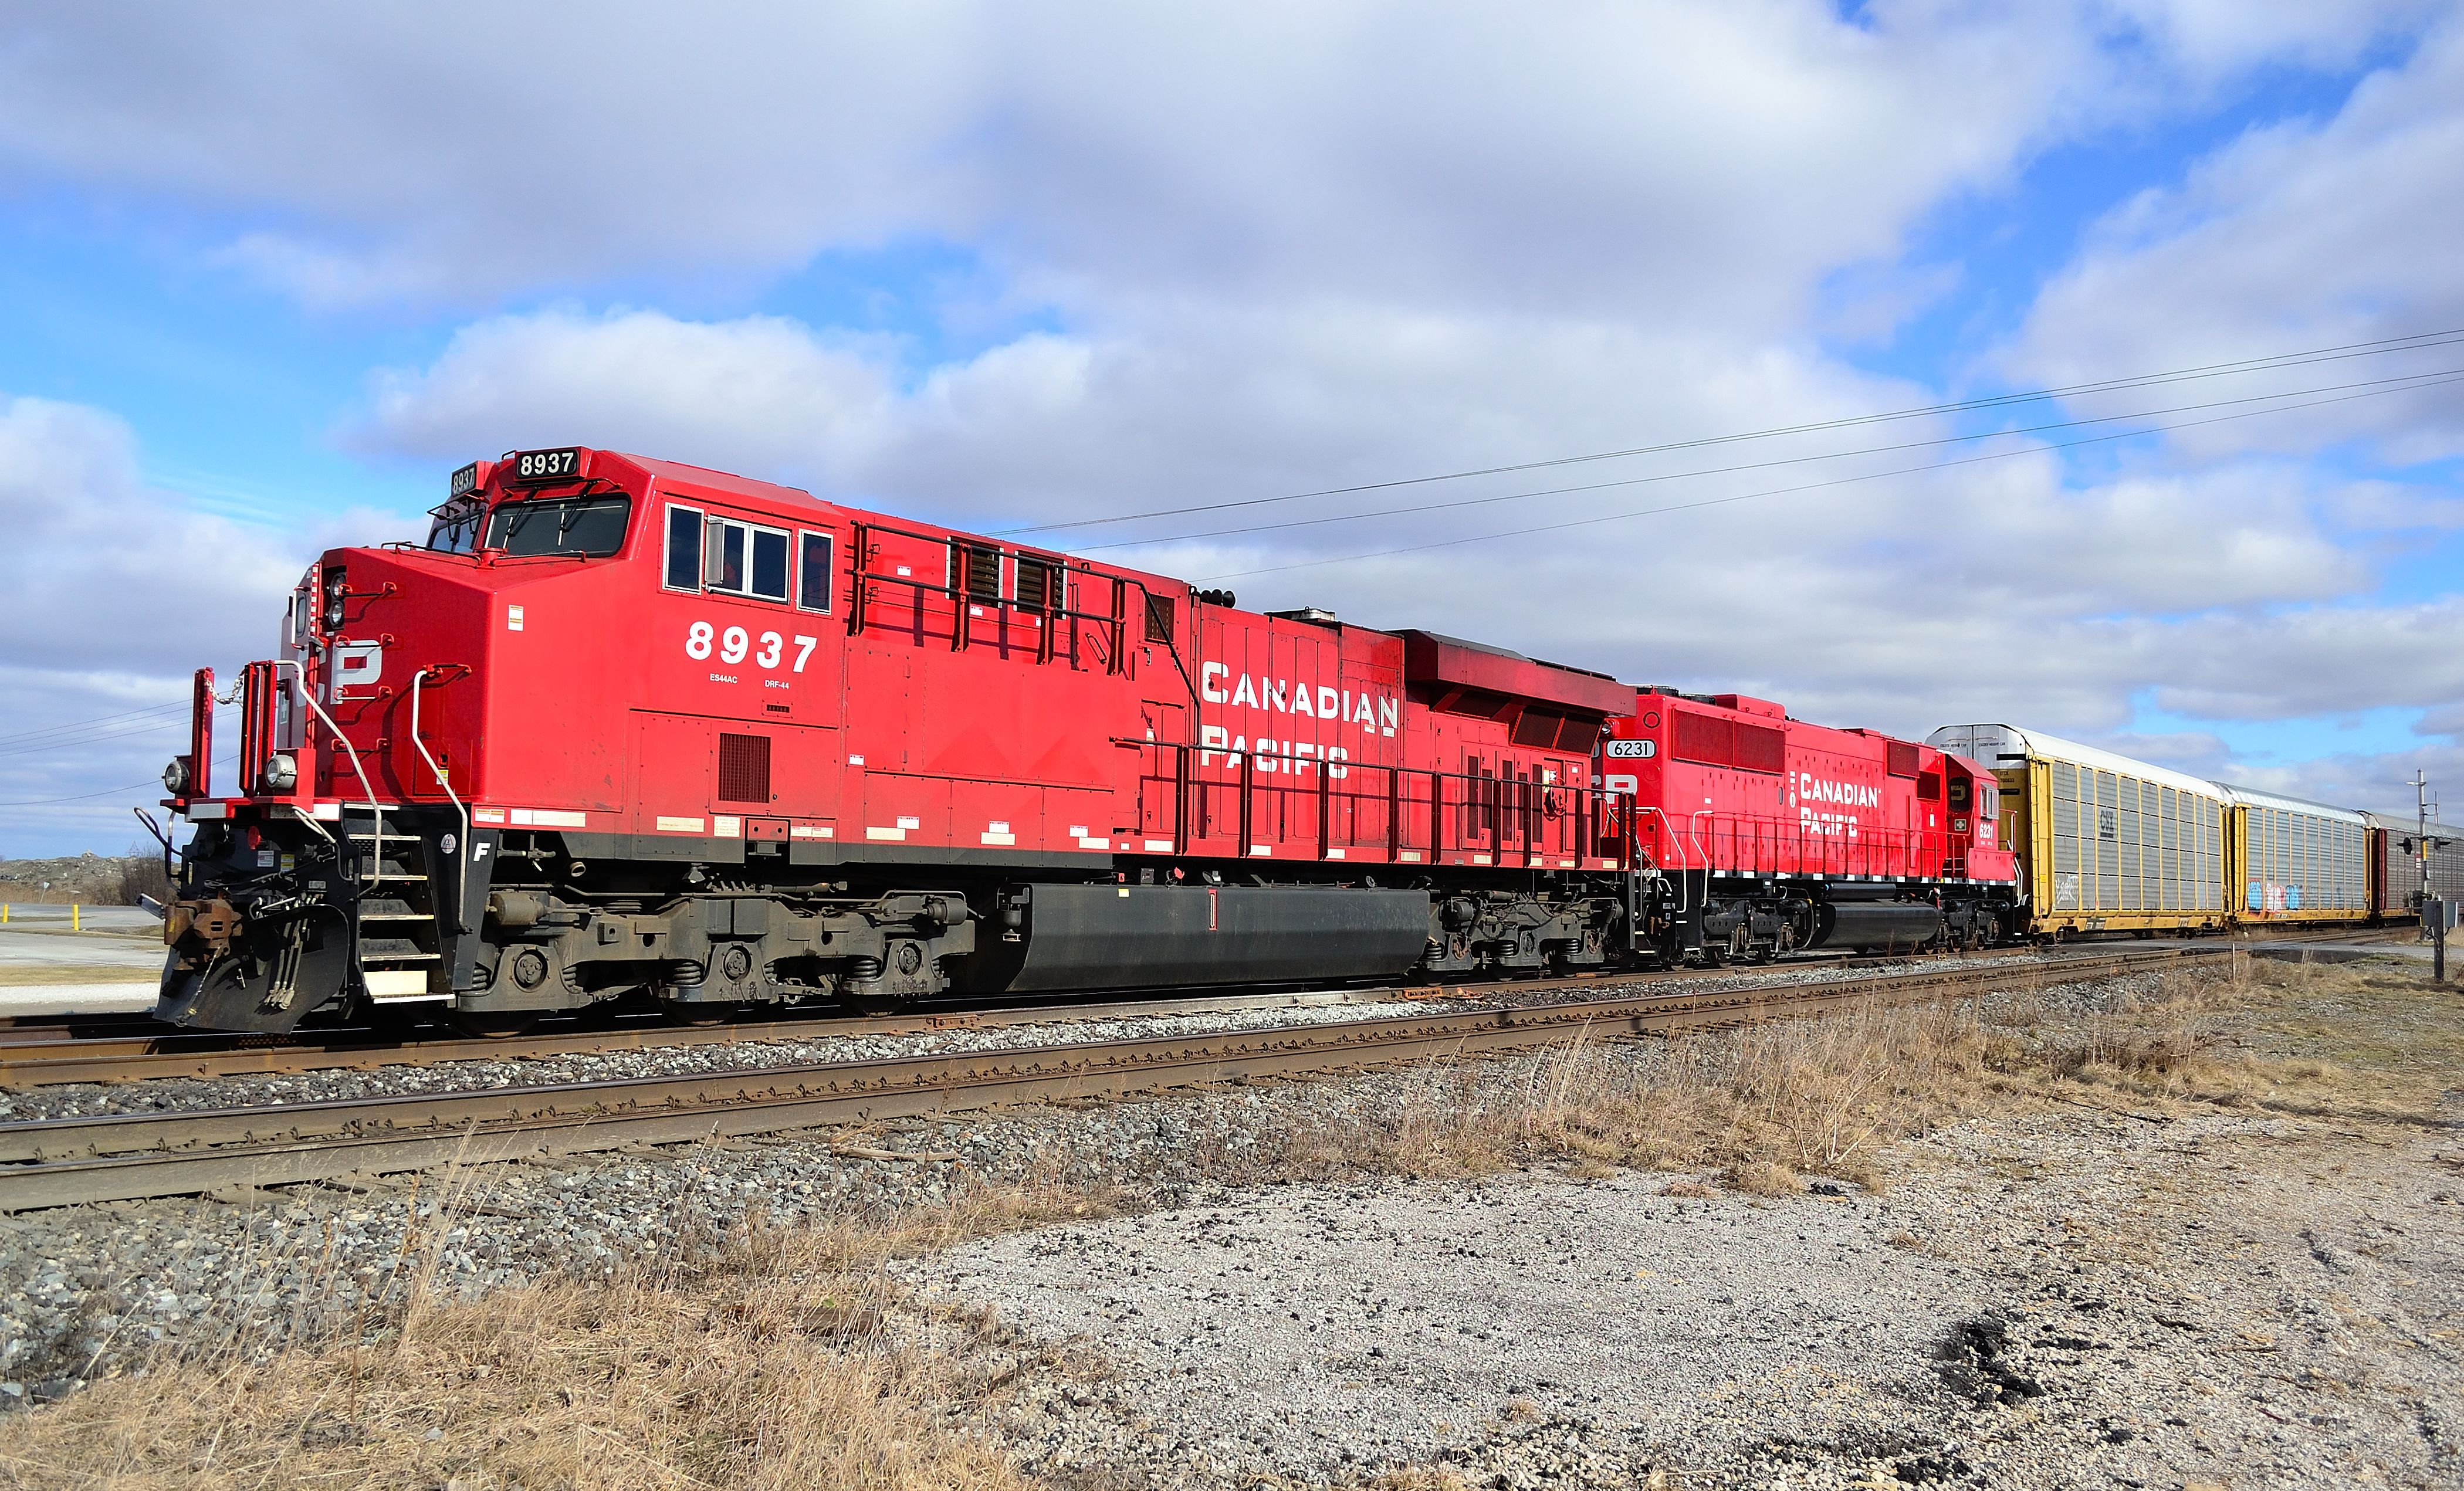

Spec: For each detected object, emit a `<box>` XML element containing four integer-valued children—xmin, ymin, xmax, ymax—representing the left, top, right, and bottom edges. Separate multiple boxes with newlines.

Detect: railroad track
<box><xmin>0</xmin><ymin>926</ymin><xmax>2399</xmax><ymax>1089</ymax></box>
<box><xmin>0</xmin><ymin>940</ymin><xmax>2121</xmax><ymax>1087</ymax></box>
<box><xmin>0</xmin><ymin>946</ymin><xmax>2228</xmax><ymax>1212</ymax></box>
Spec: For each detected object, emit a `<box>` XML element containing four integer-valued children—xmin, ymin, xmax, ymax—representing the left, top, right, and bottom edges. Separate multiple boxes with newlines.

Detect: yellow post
<box><xmin>72</xmin><ymin>903</ymin><xmax>81</xmax><ymax>932</ymax></box>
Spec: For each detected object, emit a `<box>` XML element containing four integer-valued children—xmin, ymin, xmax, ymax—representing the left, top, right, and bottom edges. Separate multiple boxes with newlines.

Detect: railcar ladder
<box><xmin>341</xmin><ymin>812</ymin><xmax>445</xmax><ymax>1002</ymax></box>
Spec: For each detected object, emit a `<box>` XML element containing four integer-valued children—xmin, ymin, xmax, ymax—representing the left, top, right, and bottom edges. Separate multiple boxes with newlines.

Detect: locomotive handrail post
<box><xmin>1238</xmin><ymin>749</ymin><xmax>1255</xmax><ymax>853</ymax></box>
<box><xmin>1318</xmin><ymin>760</ymin><xmax>1332</xmax><ymax>860</ymax></box>
<box><xmin>266</xmin><ymin>660</ymin><xmax>362</xmax><ymax>857</ymax></box>
<box><xmin>1173</xmin><ymin>741</ymin><xmax>1191</xmax><ymax>855</ymax></box>
<box><xmin>408</xmin><ymin>668</ymin><xmax>470</xmax><ymax>882</ymax></box>
<box><xmin>1489</xmin><ymin>770</ymin><xmax>1501</xmax><ymax>863</ymax></box>
<box><xmin>1108</xmin><ymin>578</ymin><xmax>1126</xmax><ymax>675</ymax></box>
<box><xmin>848</xmin><ymin>523</ymin><xmax>869</xmax><ymax>635</ymax></box>
<box><xmin>188</xmin><ymin>667</ymin><xmax>215</xmax><ymax>801</ymax></box>
<box><xmin>1387</xmin><ymin>764</ymin><xmax>1403</xmax><ymax>861</ymax></box>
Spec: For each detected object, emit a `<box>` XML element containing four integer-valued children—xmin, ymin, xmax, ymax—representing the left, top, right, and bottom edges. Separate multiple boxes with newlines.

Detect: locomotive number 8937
<box><xmin>155</xmin><ymin>445</ymin><xmax>2035</xmax><ymax>1033</ymax></box>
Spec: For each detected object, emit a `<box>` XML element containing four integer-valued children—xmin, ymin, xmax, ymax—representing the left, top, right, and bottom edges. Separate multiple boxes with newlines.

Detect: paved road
<box><xmin>0</xmin><ymin>904</ymin><xmax>158</xmax><ymax>936</ymax></box>
<box><xmin>0</xmin><ymin>926</ymin><xmax>165</xmax><ymax>971</ymax></box>
<box><xmin>0</xmin><ymin>908</ymin><xmax>164</xmax><ymax>1015</ymax></box>
<box><xmin>0</xmin><ymin>984</ymin><xmax>157</xmax><ymax>1015</ymax></box>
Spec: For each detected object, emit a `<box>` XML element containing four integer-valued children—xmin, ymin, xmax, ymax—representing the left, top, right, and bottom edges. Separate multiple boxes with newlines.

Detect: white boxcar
<box><xmin>2218</xmin><ymin>784</ymin><xmax>2368</xmax><ymax>920</ymax></box>
<box><xmin>1928</xmin><ymin>724</ymin><xmax>2228</xmax><ymax>936</ymax></box>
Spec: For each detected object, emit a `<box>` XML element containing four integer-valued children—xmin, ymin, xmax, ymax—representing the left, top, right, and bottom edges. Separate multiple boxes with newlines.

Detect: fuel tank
<box><xmin>1812</xmin><ymin>900</ymin><xmax>1943</xmax><ymax>953</ymax></box>
<box><xmin>966</xmin><ymin>883</ymin><xmax>1434</xmax><ymax>993</ymax></box>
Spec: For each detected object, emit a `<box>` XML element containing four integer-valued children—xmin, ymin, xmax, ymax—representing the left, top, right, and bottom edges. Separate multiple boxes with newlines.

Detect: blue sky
<box><xmin>4</xmin><ymin>1</ymin><xmax>2463</xmax><ymax>855</ymax></box>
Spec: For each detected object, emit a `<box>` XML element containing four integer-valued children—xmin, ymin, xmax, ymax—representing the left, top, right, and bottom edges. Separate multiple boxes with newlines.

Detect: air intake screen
<box><xmin>1886</xmin><ymin>741</ymin><xmax>1920</xmax><ymax>778</ymax></box>
<box><xmin>1673</xmin><ymin>712</ymin><xmax>1732</xmax><ymax>766</ymax></box>
<box><xmin>1512</xmin><ymin>709</ymin><xmax>1563</xmax><ymax>748</ymax></box>
<box><xmin>717</xmin><ymin>733</ymin><xmax>772</xmax><ymax>804</ymax></box>
<box><xmin>1734</xmin><ymin>723</ymin><xmax>1786</xmax><ymax>774</ymax></box>
<box><xmin>1555</xmin><ymin>715</ymin><xmax>1602</xmax><ymax>753</ymax></box>
<box><xmin>961</xmin><ymin>544</ymin><xmax>1002</xmax><ymax>601</ymax></box>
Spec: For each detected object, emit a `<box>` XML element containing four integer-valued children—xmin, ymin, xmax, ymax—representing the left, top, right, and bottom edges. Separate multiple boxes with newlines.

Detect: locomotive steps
<box><xmin>0</xmin><ymin>946</ymin><xmax>2240</xmax><ymax>1211</ymax></box>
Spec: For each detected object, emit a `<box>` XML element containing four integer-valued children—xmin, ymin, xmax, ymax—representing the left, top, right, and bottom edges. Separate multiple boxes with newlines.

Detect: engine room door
<box><xmin>1139</xmin><ymin>700</ymin><xmax>1186</xmax><ymax>845</ymax></box>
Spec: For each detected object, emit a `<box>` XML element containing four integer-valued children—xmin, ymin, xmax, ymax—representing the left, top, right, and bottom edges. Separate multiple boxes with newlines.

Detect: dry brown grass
<box><xmin>1241</xmin><ymin>953</ymin><xmax>2451</xmax><ymax>1196</ymax></box>
<box><xmin>1242</xmin><ymin>992</ymin><xmax>2026</xmax><ymax>1193</ymax></box>
<box><xmin>0</xmin><ymin>1181</ymin><xmax>1114</xmax><ymax>1490</ymax></box>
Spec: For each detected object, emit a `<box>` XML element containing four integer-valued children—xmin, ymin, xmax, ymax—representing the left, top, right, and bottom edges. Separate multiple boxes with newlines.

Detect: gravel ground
<box><xmin>0</xmin><ymin>950</ymin><xmax>2066</xmax><ymax>1123</ymax></box>
<box><xmin>9</xmin><ymin>954</ymin><xmax>2446</xmax><ymax>1491</ymax></box>
<box><xmin>0</xmin><ymin>958</ymin><xmax>2141</xmax><ymax>1410</ymax></box>
<box><xmin>912</xmin><ymin>1104</ymin><xmax>2464</xmax><ymax>1489</ymax></box>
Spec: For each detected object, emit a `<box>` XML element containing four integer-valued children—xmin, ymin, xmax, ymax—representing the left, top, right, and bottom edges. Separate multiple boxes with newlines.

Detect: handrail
<box><xmin>844</xmin><ymin>522</ymin><xmax>1202</xmax><ymax>707</ymax></box>
<box><xmin>1114</xmin><ymin>738</ymin><xmax>1622</xmax><ymax>867</ymax></box>
<box><xmin>273</xmin><ymin>659</ymin><xmax>381</xmax><ymax>879</ymax></box>
<box><xmin>408</xmin><ymin>668</ymin><xmax>470</xmax><ymax>879</ymax></box>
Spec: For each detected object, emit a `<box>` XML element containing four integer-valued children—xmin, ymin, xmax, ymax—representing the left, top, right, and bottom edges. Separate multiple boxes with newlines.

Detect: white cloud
<box><xmin>2011</xmin><ymin>15</ymin><xmax>2464</xmax><ymax>464</ymax></box>
<box><xmin>0</xmin><ymin>2</ymin><xmax>2120</xmax><ymax>316</ymax></box>
<box><xmin>356</xmin><ymin>310</ymin><xmax>899</xmax><ymax>485</ymax></box>
<box><xmin>0</xmin><ymin>398</ymin><xmax>360</xmax><ymax>853</ymax></box>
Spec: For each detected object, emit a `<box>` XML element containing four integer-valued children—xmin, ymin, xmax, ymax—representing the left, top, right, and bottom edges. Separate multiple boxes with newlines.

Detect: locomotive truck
<box><xmin>154</xmin><ymin>446</ymin><xmax>2017</xmax><ymax>1033</ymax></box>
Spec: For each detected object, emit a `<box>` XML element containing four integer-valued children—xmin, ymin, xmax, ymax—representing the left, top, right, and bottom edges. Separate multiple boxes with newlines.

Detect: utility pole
<box><xmin>2421</xmin><ymin>771</ymin><xmax>2446</xmax><ymax>985</ymax></box>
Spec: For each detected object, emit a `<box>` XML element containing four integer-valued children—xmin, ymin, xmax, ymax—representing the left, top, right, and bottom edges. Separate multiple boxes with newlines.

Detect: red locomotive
<box><xmin>155</xmin><ymin>447</ymin><xmax>2018</xmax><ymax>1032</ymax></box>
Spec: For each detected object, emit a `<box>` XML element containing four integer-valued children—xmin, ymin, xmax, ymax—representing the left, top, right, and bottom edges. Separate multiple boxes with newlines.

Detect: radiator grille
<box><xmin>717</xmin><ymin>733</ymin><xmax>772</xmax><ymax>804</ymax></box>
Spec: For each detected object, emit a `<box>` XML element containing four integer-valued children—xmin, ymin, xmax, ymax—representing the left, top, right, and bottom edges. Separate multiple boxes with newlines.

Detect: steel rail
<box><xmin>0</xmin><ymin>947</ymin><xmax>2224</xmax><ymax>1211</ymax></box>
<box><xmin>0</xmin><ymin>940</ymin><xmax>2112</xmax><ymax>1087</ymax></box>
<box><xmin>0</xmin><ymin>924</ymin><xmax>2397</xmax><ymax>1087</ymax></box>
<box><xmin>0</xmin><ymin>987</ymin><xmax>1399</xmax><ymax>1088</ymax></box>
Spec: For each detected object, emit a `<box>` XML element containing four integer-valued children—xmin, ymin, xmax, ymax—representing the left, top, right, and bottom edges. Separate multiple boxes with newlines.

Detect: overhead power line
<box><xmin>0</xmin><ymin>751</ymin><xmax>237</xmax><ymax>810</ymax></box>
<box><xmin>0</xmin><ymin>780</ymin><xmax>170</xmax><ymax>808</ymax></box>
<box><xmin>0</xmin><ymin>701</ymin><xmax>189</xmax><ymax>751</ymax></box>
<box><xmin>1079</xmin><ymin>364</ymin><xmax>2463</xmax><ymax>553</ymax></box>
<box><xmin>994</xmin><ymin>326</ymin><xmax>2464</xmax><ymax>541</ymax></box>
<box><xmin>1198</xmin><ymin>367</ymin><xmax>2464</xmax><ymax>582</ymax></box>
<box><xmin>0</xmin><ymin>716</ymin><xmax>203</xmax><ymax>762</ymax></box>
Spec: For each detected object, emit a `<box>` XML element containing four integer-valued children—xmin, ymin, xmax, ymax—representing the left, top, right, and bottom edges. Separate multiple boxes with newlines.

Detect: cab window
<box><xmin>665</xmin><ymin>504</ymin><xmax>702</xmax><ymax>589</ymax></box>
<box><xmin>483</xmin><ymin>494</ymin><xmax>631</xmax><ymax>557</ymax></box>
<box><xmin>798</xmin><ymin>531</ymin><xmax>834</xmax><ymax>612</ymax></box>
<box><xmin>1948</xmin><ymin>779</ymin><xmax>1970</xmax><ymax>810</ymax></box>
<box><xmin>427</xmin><ymin>499</ymin><xmax>483</xmax><ymax>554</ymax></box>
<box><xmin>700</xmin><ymin>514</ymin><xmax>791</xmax><ymax>602</ymax></box>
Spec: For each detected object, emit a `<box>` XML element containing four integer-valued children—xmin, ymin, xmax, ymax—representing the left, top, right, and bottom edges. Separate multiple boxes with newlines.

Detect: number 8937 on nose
<box><xmin>685</xmin><ymin>620</ymin><xmax>818</xmax><ymax>672</ymax></box>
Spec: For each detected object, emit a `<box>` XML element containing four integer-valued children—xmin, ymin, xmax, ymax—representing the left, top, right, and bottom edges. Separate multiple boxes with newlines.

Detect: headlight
<box><xmin>163</xmin><ymin>757</ymin><xmax>191</xmax><ymax>794</ymax></box>
<box><xmin>262</xmin><ymin>753</ymin><xmax>299</xmax><ymax>791</ymax></box>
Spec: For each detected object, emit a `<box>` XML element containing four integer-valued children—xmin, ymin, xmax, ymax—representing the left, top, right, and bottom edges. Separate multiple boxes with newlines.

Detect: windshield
<box><xmin>482</xmin><ymin>494</ymin><xmax>631</xmax><ymax>558</ymax></box>
<box><xmin>426</xmin><ymin>498</ymin><xmax>484</xmax><ymax>554</ymax></box>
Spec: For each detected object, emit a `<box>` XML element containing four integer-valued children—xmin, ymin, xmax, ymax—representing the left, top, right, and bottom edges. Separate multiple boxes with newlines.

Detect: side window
<box><xmin>700</xmin><ymin>515</ymin><xmax>790</xmax><ymax>601</ymax></box>
<box><xmin>798</xmin><ymin>531</ymin><xmax>834</xmax><ymax>612</ymax></box>
<box><xmin>664</xmin><ymin>504</ymin><xmax>703</xmax><ymax>591</ymax></box>
<box><xmin>750</xmin><ymin>528</ymin><xmax>790</xmax><ymax>601</ymax></box>
<box><xmin>1016</xmin><ymin>555</ymin><xmax>1060</xmax><ymax>612</ymax></box>
<box><xmin>1143</xmin><ymin>592</ymin><xmax>1176</xmax><ymax>643</ymax></box>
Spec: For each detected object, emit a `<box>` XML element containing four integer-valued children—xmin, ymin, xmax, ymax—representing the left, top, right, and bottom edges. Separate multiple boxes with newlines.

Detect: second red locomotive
<box><xmin>155</xmin><ymin>447</ymin><xmax>2016</xmax><ymax>1032</ymax></box>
